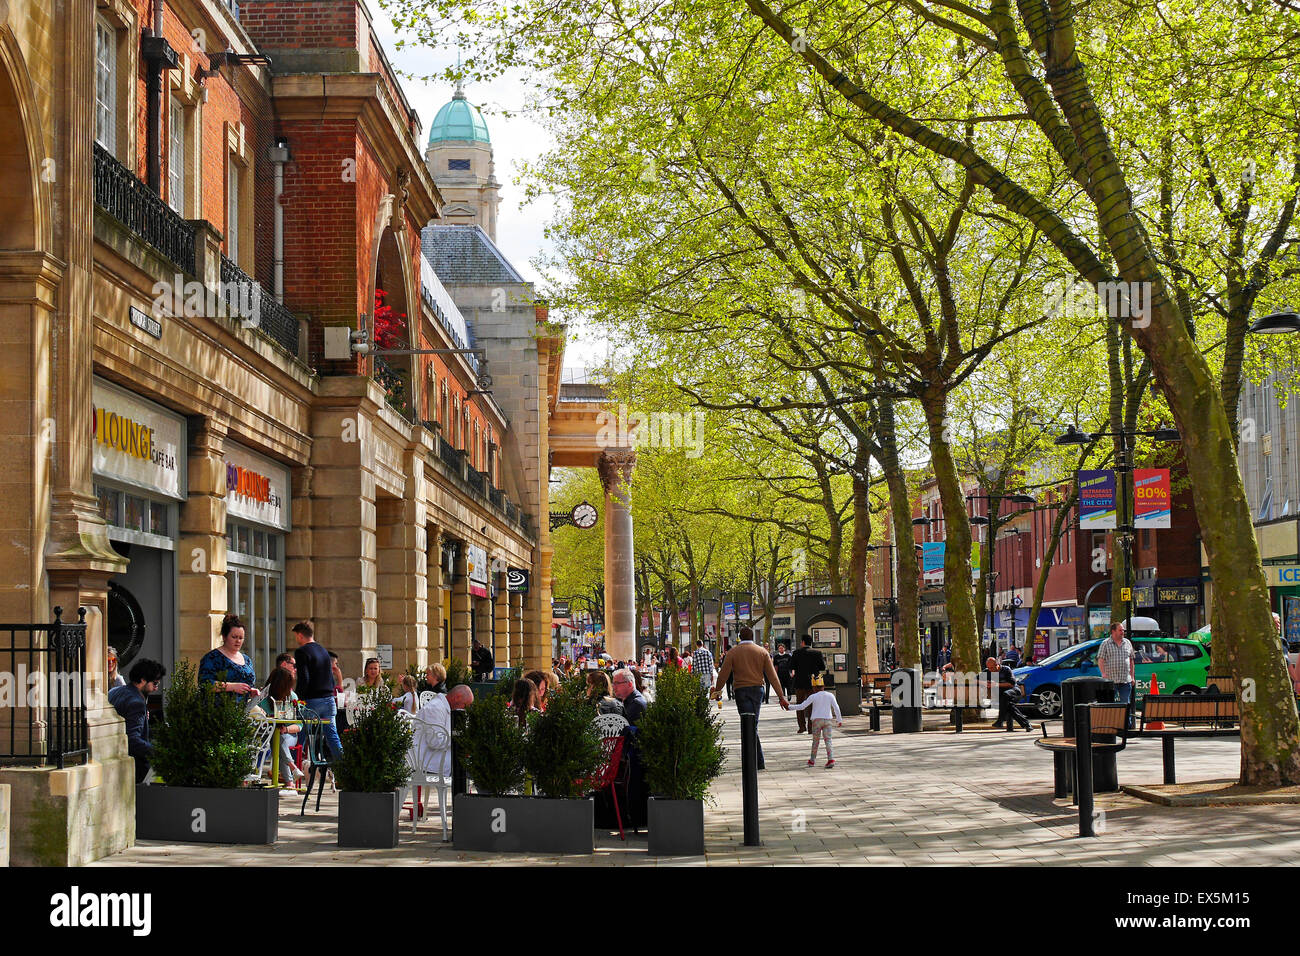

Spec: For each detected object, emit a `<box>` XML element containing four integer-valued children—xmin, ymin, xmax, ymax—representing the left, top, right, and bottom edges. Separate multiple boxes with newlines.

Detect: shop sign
<box><xmin>507</xmin><ymin>568</ymin><xmax>530</xmax><ymax>593</ymax></box>
<box><xmin>223</xmin><ymin>443</ymin><xmax>290</xmax><ymax>531</ymax></box>
<box><xmin>92</xmin><ymin>379</ymin><xmax>185</xmax><ymax>500</ymax></box>
<box><xmin>1133</xmin><ymin>584</ymin><xmax>1156</xmax><ymax>608</ymax></box>
<box><xmin>467</xmin><ymin>545</ymin><xmax>489</xmax><ymax>598</ymax></box>
<box><xmin>377</xmin><ymin>644</ymin><xmax>393</xmax><ymax>669</ymax></box>
<box><xmin>552</xmin><ymin>601</ymin><xmax>570</xmax><ymax>618</ymax></box>
<box><xmin>921</xmin><ymin>599</ymin><xmax>947</xmax><ymax>622</ymax></box>
<box><xmin>1265</xmin><ymin>565</ymin><xmax>1300</xmax><ymax>587</ymax></box>
<box><xmin>1155</xmin><ymin>585</ymin><xmax>1199</xmax><ymax>605</ymax></box>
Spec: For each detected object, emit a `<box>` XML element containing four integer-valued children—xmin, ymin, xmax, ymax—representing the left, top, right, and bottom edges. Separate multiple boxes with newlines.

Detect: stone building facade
<box><xmin>0</xmin><ymin>0</ymin><xmax>555</xmax><ymax>864</ymax></box>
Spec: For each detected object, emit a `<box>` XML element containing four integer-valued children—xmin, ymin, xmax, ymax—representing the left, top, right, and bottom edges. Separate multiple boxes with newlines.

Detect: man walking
<box><xmin>690</xmin><ymin>642</ymin><xmax>716</xmax><ymax>695</ymax></box>
<box><xmin>1097</xmin><ymin>621</ymin><xmax>1137</xmax><ymax>728</ymax></box>
<box><xmin>293</xmin><ymin>620</ymin><xmax>343</xmax><ymax>760</ymax></box>
<box><xmin>711</xmin><ymin>626</ymin><xmax>787</xmax><ymax>770</ymax></box>
<box><xmin>108</xmin><ymin>658</ymin><xmax>166</xmax><ymax>783</ymax></box>
<box><xmin>788</xmin><ymin>634</ymin><xmax>826</xmax><ymax>734</ymax></box>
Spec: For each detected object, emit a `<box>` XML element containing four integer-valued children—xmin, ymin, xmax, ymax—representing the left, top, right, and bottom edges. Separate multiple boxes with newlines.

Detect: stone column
<box><xmin>427</xmin><ymin>524</ymin><xmax>444</xmax><ymax>665</ymax></box>
<box><xmin>494</xmin><ymin>571</ymin><xmax>511</xmax><ymax>667</ymax></box>
<box><xmin>177</xmin><ymin>418</ymin><xmax>229</xmax><ymax>663</ymax></box>
<box><xmin>522</xmin><ymin>546</ymin><xmax>552</xmax><ymax>670</ymax></box>
<box><xmin>510</xmin><ymin>588</ymin><xmax>524</xmax><ymax>669</ymax></box>
<box><xmin>450</xmin><ymin>542</ymin><xmax>472</xmax><ymax>665</ymax></box>
<box><xmin>375</xmin><ymin>495</ymin><xmax>425</xmax><ymax>676</ymax></box>
<box><xmin>598</xmin><ymin>450</ymin><xmax>636</xmax><ymax>661</ymax></box>
<box><xmin>285</xmin><ymin>466</ymin><xmax>316</xmax><ymax>626</ymax></box>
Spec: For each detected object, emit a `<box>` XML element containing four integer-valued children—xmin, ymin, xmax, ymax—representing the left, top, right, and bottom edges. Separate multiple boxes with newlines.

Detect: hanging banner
<box><xmin>723</xmin><ymin>602</ymin><xmax>735</xmax><ymax>619</ymax></box>
<box><xmin>737</xmin><ymin>603</ymin><xmax>750</xmax><ymax>618</ymax></box>
<box><xmin>1133</xmin><ymin>468</ymin><xmax>1172</xmax><ymax>529</ymax></box>
<box><xmin>466</xmin><ymin>545</ymin><xmax>489</xmax><ymax>598</ymax></box>
<box><xmin>1078</xmin><ymin>470</ymin><xmax>1118</xmax><ymax>529</ymax></box>
<box><xmin>922</xmin><ymin>542</ymin><xmax>945</xmax><ymax>582</ymax></box>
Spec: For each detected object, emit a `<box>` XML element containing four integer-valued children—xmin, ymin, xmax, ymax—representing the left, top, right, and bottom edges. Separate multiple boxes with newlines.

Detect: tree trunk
<box><xmin>850</xmin><ymin>459</ymin><xmax>878</xmax><ymax>673</ymax></box>
<box><xmin>876</xmin><ymin>399</ymin><xmax>921</xmax><ymax>670</ymax></box>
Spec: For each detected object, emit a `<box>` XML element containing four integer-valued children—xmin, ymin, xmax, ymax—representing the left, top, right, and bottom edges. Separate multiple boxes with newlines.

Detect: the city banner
<box><xmin>1078</xmin><ymin>470</ymin><xmax>1118</xmax><ymax>529</ymax></box>
<box><xmin>1133</xmin><ymin>468</ymin><xmax>1172</xmax><ymax>528</ymax></box>
<box><xmin>922</xmin><ymin>541</ymin><xmax>945</xmax><ymax>582</ymax></box>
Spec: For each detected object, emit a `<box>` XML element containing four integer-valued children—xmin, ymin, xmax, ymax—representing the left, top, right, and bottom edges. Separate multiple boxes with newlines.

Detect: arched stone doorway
<box><xmin>370</xmin><ymin>218</ymin><xmax>418</xmax><ymax>420</ymax></box>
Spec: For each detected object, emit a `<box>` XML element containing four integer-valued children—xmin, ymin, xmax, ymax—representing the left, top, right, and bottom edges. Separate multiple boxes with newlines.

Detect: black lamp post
<box><xmin>1055</xmin><ymin>426</ymin><xmax>1181</xmax><ymax>652</ymax></box>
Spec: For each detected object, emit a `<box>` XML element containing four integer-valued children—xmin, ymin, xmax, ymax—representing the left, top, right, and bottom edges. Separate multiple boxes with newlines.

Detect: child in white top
<box><xmin>788</xmin><ymin>677</ymin><xmax>843</xmax><ymax>768</ymax></box>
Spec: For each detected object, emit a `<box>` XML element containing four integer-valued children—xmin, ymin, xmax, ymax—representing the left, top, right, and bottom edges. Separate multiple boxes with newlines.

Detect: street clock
<box><xmin>571</xmin><ymin>501</ymin><xmax>598</xmax><ymax>529</ymax></box>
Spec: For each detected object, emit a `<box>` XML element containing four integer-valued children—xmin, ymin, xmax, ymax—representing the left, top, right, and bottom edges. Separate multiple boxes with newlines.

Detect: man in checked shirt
<box><xmin>690</xmin><ymin>642</ymin><xmax>716</xmax><ymax>694</ymax></box>
<box><xmin>1097</xmin><ymin>621</ymin><xmax>1137</xmax><ymax>728</ymax></box>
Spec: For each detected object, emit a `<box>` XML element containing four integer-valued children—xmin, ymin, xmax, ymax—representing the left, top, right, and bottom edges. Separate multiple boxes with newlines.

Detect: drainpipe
<box><xmin>142</xmin><ymin>0</ymin><xmax>178</xmax><ymax>194</ymax></box>
<box><xmin>269</xmin><ymin>138</ymin><xmax>290</xmax><ymax>302</ymax></box>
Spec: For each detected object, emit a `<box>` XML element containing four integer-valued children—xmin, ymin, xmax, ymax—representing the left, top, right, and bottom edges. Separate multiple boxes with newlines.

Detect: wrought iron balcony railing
<box><xmin>438</xmin><ymin>435</ymin><xmax>464</xmax><ymax>472</ymax></box>
<box><xmin>219</xmin><ymin>255</ymin><xmax>300</xmax><ymax>356</ymax></box>
<box><xmin>94</xmin><ymin>142</ymin><xmax>197</xmax><ymax>275</ymax></box>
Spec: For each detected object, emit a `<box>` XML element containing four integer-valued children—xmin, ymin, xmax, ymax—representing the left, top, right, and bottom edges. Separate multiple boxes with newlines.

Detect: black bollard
<box><xmin>869</xmin><ymin>704</ymin><xmax>881</xmax><ymax>732</ymax></box>
<box><xmin>1074</xmin><ymin>703</ymin><xmax>1095</xmax><ymax>838</ymax></box>
<box><xmin>740</xmin><ymin>711</ymin><xmax>760</xmax><ymax>846</ymax></box>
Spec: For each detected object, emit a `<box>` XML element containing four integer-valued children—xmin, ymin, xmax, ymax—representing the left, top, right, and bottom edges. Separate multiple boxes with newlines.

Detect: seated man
<box><xmin>413</xmin><ymin>684</ymin><xmax>473</xmax><ymax>776</ymax></box>
<box><xmin>108</xmin><ymin>658</ymin><xmax>166</xmax><ymax>783</ymax></box>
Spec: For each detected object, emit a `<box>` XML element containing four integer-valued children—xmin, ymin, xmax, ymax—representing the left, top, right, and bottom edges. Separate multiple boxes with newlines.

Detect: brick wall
<box><xmin>238</xmin><ymin>0</ymin><xmax>360</xmax><ymax>50</ymax></box>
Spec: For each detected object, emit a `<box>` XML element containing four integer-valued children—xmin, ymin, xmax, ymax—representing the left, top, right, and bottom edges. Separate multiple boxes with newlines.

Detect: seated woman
<box><xmin>393</xmin><ymin>674</ymin><xmax>419</xmax><ymax>714</ymax></box>
<box><xmin>424</xmin><ymin>662</ymin><xmax>447</xmax><ymax>695</ymax></box>
<box><xmin>258</xmin><ymin>667</ymin><xmax>304</xmax><ymax>787</ymax></box>
<box><xmin>524</xmin><ymin>669</ymin><xmax>553</xmax><ymax>711</ymax></box>
<box><xmin>509</xmin><ymin>678</ymin><xmax>541</xmax><ymax>728</ymax></box>
<box><xmin>585</xmin><ymin>671</ymin><xmax>625</xmax><ymax>716</ymax></box>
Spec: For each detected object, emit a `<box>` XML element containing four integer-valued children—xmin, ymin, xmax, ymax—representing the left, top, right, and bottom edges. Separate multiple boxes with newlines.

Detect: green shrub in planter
<box><xmin>637</xmin><ymin>665</ymin><xmax>726</xmax><ymax>801</ymax></box>
<box><xmin>442</xmin><ymin>657</ymin><xmax>473</xmax><ymax>690</ymax></box>
<box><xmin>152</xmin><ymin>659</ymin><xmax>258</xmax><ymax>789</ymax></box>
<box><xmin>458</xmin><ymin>694</ymin><xmax>527</xmax><ymax>795</ymax></box>
<box><xmin>332</xmin><ymin>687</ymin><xmax>414</xmax><ymax>793</ymax></box>
<box><xmin>523</xmin><ymin>676</ymin><xmax>603</xmax><ymax>798</ymax></box>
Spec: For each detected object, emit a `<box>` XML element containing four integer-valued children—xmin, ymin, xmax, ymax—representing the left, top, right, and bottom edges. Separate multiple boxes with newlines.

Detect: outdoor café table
<box><xmin>267</xmin><ymin>716</ymin><xmax>329</xmax><ymax>788</ymax></box>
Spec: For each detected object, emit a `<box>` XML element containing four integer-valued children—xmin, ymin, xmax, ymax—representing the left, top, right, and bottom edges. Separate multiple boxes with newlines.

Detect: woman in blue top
<box><xmin>199</xmin><ymin>614</ymin><xmax>259</xmax><ymax>702</ymax></box>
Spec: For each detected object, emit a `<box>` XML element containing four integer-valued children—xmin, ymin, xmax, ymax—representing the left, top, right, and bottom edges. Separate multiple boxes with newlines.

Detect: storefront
<box><xmin>467</xmin><ymin>543</ymin><xmax>489</xmax><ymax>654</ymax></box>
<box><xmin>920</xmin><ymin>592</ymin><xmax>947</xmax><ymax>667</ymax></box>
<box><xmin>1032</xmin><ymin>606</ymin><xmax>1085</xmax><ymax>657</ymax></box>
<box><xmin>223</xmin><ymin>442</ymin><xmax>290</xmax><ymax>681</ymax></box>
<box><xmin>92</xmin><ymin>378</ymin><xmax>187</xmax><ymax>676</ymax></box>
<box><xmin>1133</xmin><ymin>579</ymin><xmax>1203</xmax><ymax>638</ymax></box>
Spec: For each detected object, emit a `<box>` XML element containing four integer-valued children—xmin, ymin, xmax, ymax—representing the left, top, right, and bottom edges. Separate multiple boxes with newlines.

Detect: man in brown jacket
<box><xmin>712</xmin><ymin>626</ymin><xmax>788</xmax><ymax>770</ymax></box>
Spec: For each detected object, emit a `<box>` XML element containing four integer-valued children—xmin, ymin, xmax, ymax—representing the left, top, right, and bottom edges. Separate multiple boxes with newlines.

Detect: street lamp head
<box><xmin>1054</xmin><ymin>425</ymin><xmax>1092</xmax><ymax>446</ymax></box>
<box><xmin>1248</xmin><ymin>308</ymin><xmax>1300</xmax><ymax>334</ymax></box>
<box><xmin>1007</xmin><ymin>493</ymin><xmax>1036</xmax><ymax>504</ymax></box>
<box><xmin>969</xmin><ymin>515</ymin><xmax>990</xmax><ymax>526</ymax></box>
<box><xmin>912</xmin><ymin>516</ymin><xmax>931</xmax><ymax>526</ymax></box>
<box><xmin>1150</xmin><ymin>428</ymin><xmax>1181</xmax><ymax>442</ymax></box>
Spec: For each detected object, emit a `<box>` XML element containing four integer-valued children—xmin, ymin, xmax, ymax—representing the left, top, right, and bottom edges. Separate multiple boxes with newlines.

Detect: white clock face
<box><xmin>572</xmin><ymin>502</ymin><xmax>598</xmax><ymax>529</ymax></box>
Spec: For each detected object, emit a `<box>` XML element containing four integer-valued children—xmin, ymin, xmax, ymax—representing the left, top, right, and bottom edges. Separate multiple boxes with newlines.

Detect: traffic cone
<box><xmin>1144</xmin><ymin>673</ymin><xmax>1164</xmax><ymax>730</ymax></box>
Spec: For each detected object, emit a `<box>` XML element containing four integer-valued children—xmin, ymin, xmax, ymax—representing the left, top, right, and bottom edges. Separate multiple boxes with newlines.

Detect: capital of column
<box><xmin>596</xmin><ymin>449</ymin><xmax>636</xmax><ymax>497</ymax></box>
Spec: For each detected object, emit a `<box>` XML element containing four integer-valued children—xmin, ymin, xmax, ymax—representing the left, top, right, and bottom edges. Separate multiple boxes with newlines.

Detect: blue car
<box><xmin>1012</xmin><ymin>633</ymin><xmax>1212</xmax><ymax>717</ymax></box>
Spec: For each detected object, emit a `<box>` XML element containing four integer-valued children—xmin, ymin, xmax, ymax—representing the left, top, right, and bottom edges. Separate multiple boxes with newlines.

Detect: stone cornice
<box><xmin>0</xmin><ymin>250</ymin><xmax>66</xmax><ymax>307</ymax></box>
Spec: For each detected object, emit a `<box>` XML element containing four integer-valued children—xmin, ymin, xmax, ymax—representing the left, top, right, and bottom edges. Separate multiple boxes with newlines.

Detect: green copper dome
<box><xmin>427</xmin><ymin>90</ymin><xmax>491</xmax><ymax>145</ymax></box>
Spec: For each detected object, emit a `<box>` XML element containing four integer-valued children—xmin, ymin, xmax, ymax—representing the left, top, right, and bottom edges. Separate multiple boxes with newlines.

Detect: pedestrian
<box><xmin>788</xmin><ymin>634</ymin><xmax>827</xmax><ymax>734</ymax></box>
<box><xmin>107</xmin><ymin>646</ymin><xmax>126</xmax><ymax>689</ymax></box>
<box><xmin>690</xmin><ymin>642</ymin><xmax>716</xmax><ymax>695</ymax></box>
<box><xmin>293</xmin><ymin>620</ymin><xmax>344</xmax><ymax>760</ymax></box>
<box><xmin>720</xmin><ymin>641</ymin><xmax>735</xmax><ymax>699</ymax></box>
<box><xmin>986</xmin><ymin>656</ymin><xmax>1030</xmax><ymax>730</ymax></box>
<box><xmin>108</xmin><ymin>658</ymin><xmax>165</xmax><ymax>783</ymax></box>
<box><xmin>471</xmin><ymin>638</ymin><xmax>495</xmax><ymax>681</ymax></box>
<box><xmin>1004</xmin><ymin>643</ymin><xmax>1021</xmax><ymax>667</ymax></box>
<box><xmin>773</xmin><ymin>643</ymin><xmax>793</xmax><ymax>699</ymax></box>
<box><xmin>1097</xmin><ymin>621</ymin><xmax>1136</xmax><ymax>728</ymax></box>
<box><xmin>786</xmin><ymin>675</ymin><xmax>843</xmax><ymax>768</ymax></box>
<box><xmin>710</xmin><ymin>626</ymin><xmax>787</xmax><ymax>770</ymax></box>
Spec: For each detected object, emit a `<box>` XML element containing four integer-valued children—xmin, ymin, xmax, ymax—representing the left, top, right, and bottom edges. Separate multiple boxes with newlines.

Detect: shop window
<box><xmin>97</xmin><ymin>485</ymin><xmax>119</xmax><ymax>525</ymax></box>
<box><xmin>149</xmin><ymin>501</ymin><xmax>168</xmax><ymax>537</ymax></box>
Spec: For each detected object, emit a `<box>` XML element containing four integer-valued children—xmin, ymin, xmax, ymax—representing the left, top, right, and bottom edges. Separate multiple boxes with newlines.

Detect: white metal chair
<box><xmin>246</xmin><ymin>710</ymin><xmax>278</xmax><ymax>785</ymax></box>
<box><xmin>402</xmin><ymin>718</ymin><xmax>453</xmax><ymax>841</ymax></box>
<box><xmin>418</xmin><ymin>690</ymin><xmax>439</xmax><ymax>710</ymax></box>
<box><xmin>592</xmin><ymin>713</ymin><xmax>629</xmax><ymax>739</ymax></box>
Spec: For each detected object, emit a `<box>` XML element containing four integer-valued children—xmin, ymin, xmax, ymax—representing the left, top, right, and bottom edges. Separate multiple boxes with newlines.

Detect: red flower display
<box><xmin>373</xmin><ymin>288</ymin><xmax>407</xmax><ymax>350</ymax></box>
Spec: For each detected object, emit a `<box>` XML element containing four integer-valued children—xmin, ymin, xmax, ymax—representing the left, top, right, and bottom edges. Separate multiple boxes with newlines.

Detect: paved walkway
<box><xmin>92</xmin><ymin>700</ymin><xmax>1299</xmax><ymax>866</ymax></box>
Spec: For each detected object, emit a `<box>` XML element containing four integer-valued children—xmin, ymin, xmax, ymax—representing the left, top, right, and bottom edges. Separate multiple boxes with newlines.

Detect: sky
<box><xmin>368</xmin><ymin>6</ymin><xmax>610</xmax><ymax>375</ymax></box>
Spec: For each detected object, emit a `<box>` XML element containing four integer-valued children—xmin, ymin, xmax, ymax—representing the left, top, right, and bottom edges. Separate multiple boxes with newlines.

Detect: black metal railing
<box><xmin>489</xmin><ymin>487</ymin><xmax>504</xmax><ymax>508</ymax></box>
<box><xmin>465</xmin><ymin>467</ymin><xmax>487</xmax><ymax>496</ymax></box>
<box><xmin>219</xmin><ymin>255</ymin><xmax>300</xmax><ymax>356</ymax></box>
<box><xmin>505</xmin><ymin>501</ymin><xmax>519</xmax><ymax>523</ymax></box>
<box><xmin>0</xmin><ymin>607</ymin><xmax>88</xmax><ymax>769</ymax></box>
<box><xmin>438</xmin><ymin>435</ymin><xmax>464</xmax><ymax>472</ymax></box>
<box><xmin>94</xmin><ymin>143</ymin><xmax>196</xmax><ymax>275</ymax></box>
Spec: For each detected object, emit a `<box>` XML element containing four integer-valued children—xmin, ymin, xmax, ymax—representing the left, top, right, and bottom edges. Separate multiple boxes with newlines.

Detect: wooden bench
<box><xmin>1035</xmin><ymin>702</ymin><xmax>1129</xmax><ymax>799</ymax></box>
<box><xmin>1129</xmin><ymin>693</ymin><xmax>1240</xmax><ymax>784</ymax></box>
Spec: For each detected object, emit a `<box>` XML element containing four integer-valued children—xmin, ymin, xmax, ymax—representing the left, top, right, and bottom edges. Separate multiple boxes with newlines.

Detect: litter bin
<box><xmin>891</xmin><ymin>667</ymin><xmax>922</xmax><ymax>734</ymax></box>
<box><xmin>1062</xmin><ymin>676</ymin><xmax>1119</xmax><ymax>793</ymax></box>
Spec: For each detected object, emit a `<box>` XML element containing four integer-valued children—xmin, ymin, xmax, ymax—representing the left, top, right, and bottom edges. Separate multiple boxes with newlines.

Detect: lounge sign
<box><xmin>223</xmin><ymin>443</ymin><xmax>290</xmax><ymax>531</ymax></box>
<box><xmin>92</xmin><ymin>379</ymin><xmax>185</xmax><ymax>500</ymax></box>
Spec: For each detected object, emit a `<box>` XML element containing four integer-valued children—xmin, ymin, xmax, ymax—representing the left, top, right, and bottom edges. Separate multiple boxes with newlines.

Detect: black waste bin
<box><xmin>891</xmin><ymin>667</ymin><xmax>922</xmax><ymax>733</ymax></box>
<box><xmin>1062</xmin><ymin>676</ymin><xmax>1119</xmax><ymax>793</ymax></box>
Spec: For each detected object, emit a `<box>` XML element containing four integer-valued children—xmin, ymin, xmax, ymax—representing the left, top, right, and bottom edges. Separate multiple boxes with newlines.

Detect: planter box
<box><xmin>647</xmin><ymin>797</ymin><xmax>705</xmax><ymax>856</ymax></box>
<box><xmin>453</xmin><ymin>794</ymin><xmax>593</xmax><ymax>853</ymax></box>
<box><xmin>338</xmin><ymin>790</ymin><xmax>400</xmax><ymax>848</ymax></box>
<box><xmin>136</xmin><ymin>784</ymin><xmax>278</xmax><ymax>844</ymax></box>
